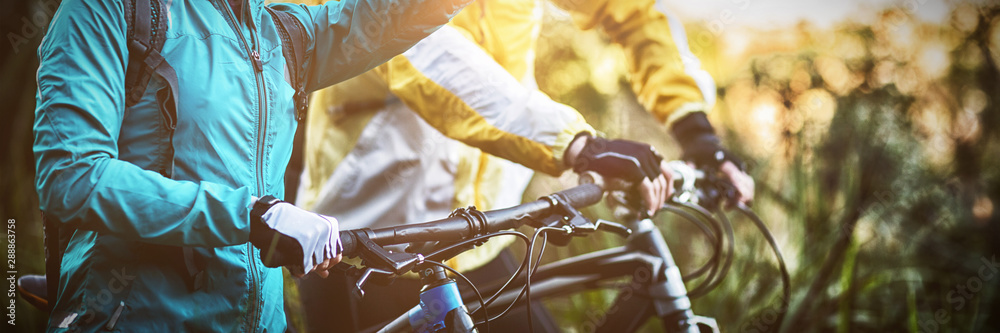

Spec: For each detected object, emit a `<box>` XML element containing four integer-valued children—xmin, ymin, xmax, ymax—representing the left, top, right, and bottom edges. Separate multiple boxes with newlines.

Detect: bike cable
<box><xmin>432</xmin><ymin>228</ymin><xmax>553</xmax><ymax>330</ymax></box>
<box><xmin>663</xmin><ymin>202</ymin><xmax>732</xmax><ymax>299</ymax></box>
<box><xmin>474</xmin><ymin>226</ymin><xmax>561</xmax><ymax>330</ymax></box>
<box><xmin>424</xmin><ymin>230</ymin><xmax>531</xmax><ymax>331</ymax></box>
<box><xmin>660</xmin><ymin>203</ymin><xmax>722</xmax><ymax>281</ymax></box>
<box><xmin>661</xmin><ymin>203</ymin><xmax>720</xmax><ymax>246</ymax></box>
<box><xmin>737</xmin><ymin>203</ymin><xmax>791</xmax><ymax>331</ymax></box>
<box><xmin>526</xmin><ymin>227</ymin><xmax>557</xmax><ymax>333</ymax></box>
<box><xmin>471</xmin><ymin>233</ymin><xmax>533</xmax><ymax>324</ymax></box>
<box><xmin>687</xmin><ymin>206</ymin><xmax>736</xmax><ymax>298</ymax></box>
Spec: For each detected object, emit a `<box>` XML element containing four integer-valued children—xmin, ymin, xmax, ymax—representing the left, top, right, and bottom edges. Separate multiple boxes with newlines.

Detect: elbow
<box><xmin>34</xmin><ymin>152</ymin><xmax>107</xmax><ymax>224</ymax></box>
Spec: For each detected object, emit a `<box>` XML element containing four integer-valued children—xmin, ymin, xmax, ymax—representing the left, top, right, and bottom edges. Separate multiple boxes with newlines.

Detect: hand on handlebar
<box><xmin>671</xmin><ymin>112</ymin><xmax>754</xmax><ymax>209</ymax></box>
<box><xmin>719</xmin><ymin>160</ymin><xmax>754</xmax><ymax>209</ymax></box>
<box><xmin>249</xmin><ymin>196</ymin><xmax>343</xmax><ymax>278</ymax></box>
<box><xmin>565</xmin><ymin>133</ymin><xmax>675</xmax><ymax>216</ymax></box>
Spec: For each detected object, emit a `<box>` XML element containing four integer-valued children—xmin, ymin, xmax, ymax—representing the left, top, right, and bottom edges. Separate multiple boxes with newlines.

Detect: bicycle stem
<box><xmin>413</xmin><ymin>266</ymin><xmax>478</xmax><ymax>333</ymax></box>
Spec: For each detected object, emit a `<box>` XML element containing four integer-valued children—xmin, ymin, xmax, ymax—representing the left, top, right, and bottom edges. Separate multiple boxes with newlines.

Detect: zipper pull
<box><xmin>251</xmin><ymin>50</ymin><xmax>263</xmax><ymax>72</ymax></box>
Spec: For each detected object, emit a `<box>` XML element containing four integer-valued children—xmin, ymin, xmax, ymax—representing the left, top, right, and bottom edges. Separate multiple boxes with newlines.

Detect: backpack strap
<box><xmin>124</xmin><ymin>0</ymin><xmax>179</xmax><ymax>179</ymax></box>
<box><xmin>266</xmin><ymin>7</ymin><xmax>309</xmax><ymax>120</ymax></box>
<box><xmin>127</xmin><ymin>0</ymin><xmax>205</xmax><ymax>292</ymax></box>
<box><xmin>266</xmin><ymin>7</ymin><xmax>310</xmax><ymax>203</ymax></box>
<box><xmin>124</xmin><ymin>0</ymin><xmax>178</xmax><ymax>119</ymax></box>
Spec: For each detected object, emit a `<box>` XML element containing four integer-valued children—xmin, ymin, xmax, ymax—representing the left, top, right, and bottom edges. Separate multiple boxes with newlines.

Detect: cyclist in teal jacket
<box><xmin>33</xmin><ymin>0</ymin><xmax>471</xmax><ymax>331</ymax></box>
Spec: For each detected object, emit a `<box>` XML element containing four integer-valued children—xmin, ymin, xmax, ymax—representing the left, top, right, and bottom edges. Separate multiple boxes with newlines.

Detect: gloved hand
<box><xmin>566</xmin><ymin>132</ymin><xmax>673</xmax><ymax>215</ymax></box>
<box><xmin>671</xmin><ymin>112</ymin><xmax>754</xmax><ymax>208</ymax></box>
<box><xmin>250</xmin><ymin>196</ymin><xmax>342</xmax><ymax>277</ymax></box>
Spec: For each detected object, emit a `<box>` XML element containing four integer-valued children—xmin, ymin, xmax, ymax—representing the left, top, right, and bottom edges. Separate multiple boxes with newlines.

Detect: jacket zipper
<box><xmin>217</xmin><ymin>1</ymin><xmax>266</xmax><ymax>332</ymax></box>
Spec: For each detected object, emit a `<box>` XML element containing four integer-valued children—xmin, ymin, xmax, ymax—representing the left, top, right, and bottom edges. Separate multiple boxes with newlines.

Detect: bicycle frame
<box><xmin>386</xmin><ymin>265</ymin><xmax>477</xmax><ymax>333</ymax></box>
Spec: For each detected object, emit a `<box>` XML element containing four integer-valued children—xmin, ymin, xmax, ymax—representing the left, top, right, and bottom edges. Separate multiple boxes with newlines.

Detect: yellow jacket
<box><xmin>553</xmin><ymin>0</ymin><xmax>716</xmax><ymax>123</ymax></box>
<box><xmin>295</xmin><ymin>0</ymin><xmax>715</xmax><ymax>271</ymax></box>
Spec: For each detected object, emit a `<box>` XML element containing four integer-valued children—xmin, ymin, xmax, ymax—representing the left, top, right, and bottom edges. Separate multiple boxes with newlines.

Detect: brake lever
<box><xmin>534</xmin><ymin>192</ymin><xmax>633</xmax><ymax>245</ymax></box>
<box><xmin>595</xmin><ymin>219</ymin><xmax>631</xmax><ymax>238</ymax></box>
<box><xmin>343</xmin><ymin>229</ymin><xmax>425</xmax><ymax>299</ymax></box>
<box><xmin>352</xmin><ymin>267</ymin><xmax>393</xmax><ymax>300</ymax></box>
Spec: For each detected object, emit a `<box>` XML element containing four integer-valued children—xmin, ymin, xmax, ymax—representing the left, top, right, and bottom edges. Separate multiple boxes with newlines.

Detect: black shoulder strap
<box><xmin>266</xmin><ymin>6</ymin><xmax>309</xmax><ymax>120</ymax></box>
<box><xmin>124</xmin><ymin>0</ymin><xmax>178</xmax><ymax>125</ymax></box>
<box><xmin>124</xmin><ymin>0</ymin><xmax>178</xmax><ymax>181</ymax></box>
<box><xmin>266</xmin><ymin>6</ymin><xmax>311</xmax><ymax>203</ymax></box>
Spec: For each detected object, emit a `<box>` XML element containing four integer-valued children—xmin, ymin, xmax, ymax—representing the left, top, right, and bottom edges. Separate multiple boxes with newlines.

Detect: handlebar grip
<box><xmin>339</xmin><ymin>230</ymin><xmax>357</xmax><ymax>258</ymax></box>
<box><xmin>552</xmin><ymin>183</ymin><xmax>604</xmax><ymax>208</ymax></box>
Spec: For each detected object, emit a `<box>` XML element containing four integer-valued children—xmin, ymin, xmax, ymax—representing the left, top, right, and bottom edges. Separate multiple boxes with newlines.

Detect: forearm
<box><xmin>377</xmin><ymin>25</ymin><xmax>595</xmax><ymax>176</ymax></box>
<box><xmin>33</xmin><ymin>147</ymin><xmax>254</xmax><ymax>247</ymax></box>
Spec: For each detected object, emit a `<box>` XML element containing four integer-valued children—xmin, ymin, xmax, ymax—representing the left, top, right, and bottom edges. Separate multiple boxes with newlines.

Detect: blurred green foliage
<box><xmin>527</xmin><ymin>3</ymin><xmax>1000</xmax><ymax>333</ymax></box>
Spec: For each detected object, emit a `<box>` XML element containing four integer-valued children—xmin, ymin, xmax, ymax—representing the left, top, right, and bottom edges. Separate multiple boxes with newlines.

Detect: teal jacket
<box><xmin>33</xmin><ymin>0</ymin><xmax>468</xmax><ymax>331</ymax></box>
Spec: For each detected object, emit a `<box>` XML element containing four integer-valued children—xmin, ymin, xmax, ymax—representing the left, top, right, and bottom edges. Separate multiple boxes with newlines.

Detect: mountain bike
<box><xmin>328</xmin><ymin>162</ymin><xmax>791</xmax><ymax>333</ymax></box>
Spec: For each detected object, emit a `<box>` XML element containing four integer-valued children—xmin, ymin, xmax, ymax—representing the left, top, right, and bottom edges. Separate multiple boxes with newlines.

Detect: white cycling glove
<box><xmin>249</xmin><ymin>196</ymin><xmax>342</xmax><ymax>275</ymax></box>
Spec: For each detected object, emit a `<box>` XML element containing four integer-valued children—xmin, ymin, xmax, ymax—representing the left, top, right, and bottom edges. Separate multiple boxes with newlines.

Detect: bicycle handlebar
<box><xmin>338</xmin><ymin>162</ymin><xmax>726</xmax><ymax>258</ymax></box>
<box><xmin>339</xmin><ymin>183</ymin><xmax>604</xmax><ymax>258</ymax></box>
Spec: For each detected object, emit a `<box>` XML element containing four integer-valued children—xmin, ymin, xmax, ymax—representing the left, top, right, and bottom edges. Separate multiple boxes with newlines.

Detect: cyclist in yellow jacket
<box><xmin>291</xmin><ymin>0</ymin><xmax>754</xmax><ymax>330</ymax></box>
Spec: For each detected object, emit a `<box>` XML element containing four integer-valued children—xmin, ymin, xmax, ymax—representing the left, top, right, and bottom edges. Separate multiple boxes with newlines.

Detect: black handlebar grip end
<box><xmin>554</xmin><ymin>183</ymin><xmax>604</xmax><ymax>208</ymax></box>
<box><xmin>339</xmin><ymin>230</ymin><xmax>356</xmax><ymax>258</ymax></box>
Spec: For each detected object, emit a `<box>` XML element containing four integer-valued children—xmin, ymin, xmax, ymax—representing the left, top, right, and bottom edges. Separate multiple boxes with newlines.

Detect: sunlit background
<box><xmin>2</xmin><ymin>0</ymin><xmax>999</xmax><ymax>332</ymax></box>
<box><xmin>524</xmin><ymin>0</ymin><xmax>1000</xmax><ymax>332</ymax></box>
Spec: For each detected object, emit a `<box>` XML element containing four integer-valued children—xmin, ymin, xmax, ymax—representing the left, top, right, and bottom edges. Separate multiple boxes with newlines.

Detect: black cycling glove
<box><xmin>670</xmin><ymin>112</ymin><xmax>743</xmax><ymax>170</ymax></box>
<box><xmin>570</xmin><ymin>132</ymin><xmax>663</xmax><ymax>183</ymax></box>
<box><xmin>250</xmin><ymin>196</ymin><xmax>341</xmax><ymax>275</ymax></box>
